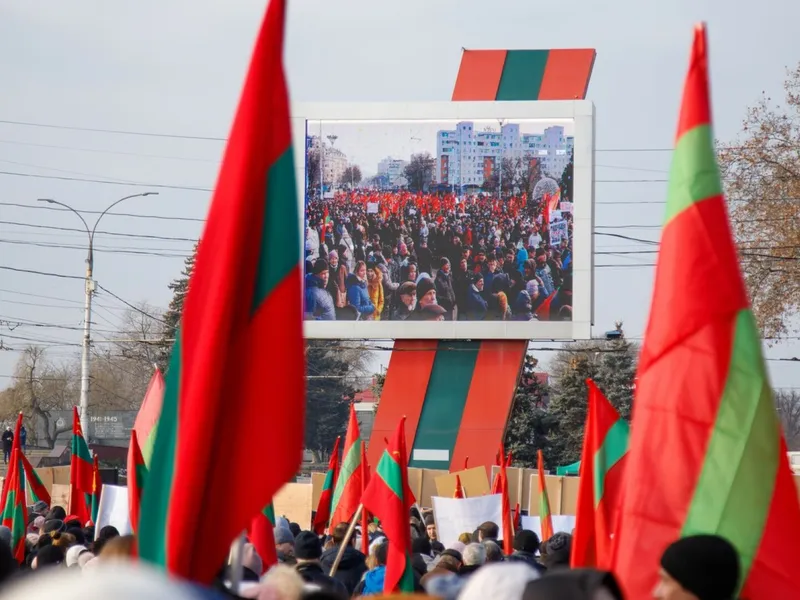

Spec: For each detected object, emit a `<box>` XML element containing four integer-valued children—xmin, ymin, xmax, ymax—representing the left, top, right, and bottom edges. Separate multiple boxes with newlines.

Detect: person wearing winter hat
<box><xmin>391</xmin><ymin>281</ymin><xmax>417</xmax><ymax>321</ymax></box>
<box><xmin>293</xmin><ymin>531</ymin><xmax>348</xmax><ymax>596</ymax></box>
<box><xmin>42</xmin><ymin>519</ymin><xmax>65</xmax><ymax>535</ymax></box>
<box><xmin>654</xmin><ymin>535</ymin><xmax>739</xmax><ymax>600</ymax></box>
<box><xmin>407</xmin><ymin>277</ymin><xmax>437</xmax><ymax>321</ymax></box>
<box><xmin>420</xmin><ymin>304</ymin><xmax>447</xmax><ymax>321</ymax></box>
<box><xmin>0</xmin><ymin>526</ymin><xmax>11</xmax><ymax>549</ymax></box>
<box><xmin>65</xmin><ymin>545</ymin><xmax>87</xmax><ymax>568</ymax></box>
<box><xmin>31</xmin><ymin>501</ymin><xmax>48</xmax><ymax>515</ymax></box>
<box><xmin>541</xmin><ymin>531</ymin><xmax>572</xmax><ymax>570</ymax></box>
<box><xmin>275</xmin><ymin>526</ymin><xmax>296</xmax><ymax>564</ymax></box>
<box><xmin>506</xmin><ymin>529</ymin><xmax>545</xmax><ymax>574</ymax></box>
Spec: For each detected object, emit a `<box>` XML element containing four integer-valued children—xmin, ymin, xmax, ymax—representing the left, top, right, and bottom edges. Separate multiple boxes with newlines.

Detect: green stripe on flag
<box><xmin>410</xmin><ymin>341</ymin><xmax>478</xmax><ymax>469</ymax></box>
<box><xmin>138</xmin><ymin>332</ymin><xmax>182</xmax><ymax>566</ymax></box>
<box><xmin>72</xmin><ymin>433</ymin><xmax>92</xmax><ymax>463</ymax></box>
<box><xmin>375</xmin><ymin>451</ymin><xmax>403</xmax><ymax>502</ymax></box>
<box><xmin>681</xmin><ymin>309</ymin><xmax>778</xmax><ymax>588</ymax></box>
<box><xmin>593</xmin><ymin>419</ymin><xmax>629</xmax><ymax>507</ymax></box>
<box><xmin>496</xmin><ymin>50</ymin><xmax>549</xmax><ymax>100</ymax></box>
<box><xmin>665</xmin><ymin>125</ymin><xmax>722</xmax><ymax>224</ymax></box>
<box><xmin>330</xmin><ymin>439</ymin><xmax>362</xmax><ymax>514</ymax></box>
<box><xmin>252</xmin><ymin>148</ymin><xmax>299</xmax><ymax>310</ymax></box>
<box><xmin>321</xmin><ymin>468</ymin><xmax>334</xmax><ymax>491</ymax></box>
<box><xmin>540</xmin><ymin>487</ymin><xmax>551</xmax><ymax>518</ymax></box>
<box><xmin>263</xmin><ymin>503</ymin><xmax>276</xmax><ymax>526</ymax></box>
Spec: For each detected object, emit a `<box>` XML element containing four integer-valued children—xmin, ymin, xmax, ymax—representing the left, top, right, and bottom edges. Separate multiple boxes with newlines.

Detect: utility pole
<box><xmin>38</xmin><ymin>192</ymin><xmax>159</xmax><ymax>434</ymax></box>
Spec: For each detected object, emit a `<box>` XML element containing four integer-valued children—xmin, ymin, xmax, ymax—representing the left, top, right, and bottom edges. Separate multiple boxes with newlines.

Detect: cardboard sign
<box><xmin>273</xmin><ymin>483</ymin><xmax>313</xmax><ymax>530</ymax></box>
<box><xmin>367</xmin><ymin>202</ymin><xmax>379</xmax><ymax>214</ymax></box>
<box><xmin>432</xmin><ymin>494</ymin><xmax>503</xmax><ymax>548</ymax></box>
<box><xmin>50</xmin><ymin>483</ymin><xmax>71</xmax><ymax>508</ymax></box>
<box><xmin>528</xmin><ymin>475</ymin><xmax>564</xmax><ymax>516</ymax></box>
<box><xmin>434</xmin><ymin>466</ymin><xmax>490</xmax><ymax>499</ymax></box>
<box><xmin>311</xmin><ymin>472</ymin><xmax>326</xmax><ymax>513</ymax></box>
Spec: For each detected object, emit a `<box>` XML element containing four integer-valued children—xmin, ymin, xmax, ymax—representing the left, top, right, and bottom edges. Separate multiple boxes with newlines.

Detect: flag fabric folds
<box><xmin>250</xmin><ymin>504</ymin><xmax>277</xmax><ymax>573</ymax></box>
<box><xmin>70</xmin><ymin>407</ymin><xmax>92</xmax><ymax>525</ymax></box>
<box><xmin>128</xmin><ymin>429</ymin><xmax>147</xmax><ymax>533</ymax></box>
<box><xmin>330</xmin><ymin>404</ymin><xmax>363</xmax><ymax>528</ymax></box>
<box><xmin>137</xmin><ymin>0</ymin><xmax>304</xmax><ymax>583</ymax></box>
<box><xmin>453</xmin><ymin>474</ymin><xmax>465</xmax><ymax>499</ymax></box>
<box><xmin>571</xmin><ymin>379</ymin><xmax>629</xmax><ymax>569</ymax></box>
<box><xmin>360</xmin><ymin>440</ymin><xmax>371</xmax><ymax>557</ymax></box>
<box><xmin>22</xmin><ymin>453</ymin><xmax>50</xmax><ymax>507</ymax></box>
<box><xmin>132</xmin><ymin>368</ymin><xmax>165</xmax><ymax>467</ymax></box>
<box><xmin>89</xmin><ymin>455</ymin><xmax>102</xmax><ymax>525</ymax></box>
<box><xmin>1</xmin><ymin>445</ymin><xmax>26</xmax><ymax>562</ymax></box>
<box><xmin>360</xmin><ymin>418</ymin><xmax>415</xmax><ymax>593</ymax></box>
<box><xmin>499</xmin><ymin>449</ymin><xmax>514</xmax><ymax>555</ymax></box>
<box><xmin>611</xmin><ymin>23</ymin><xmax>800</xmax><ymax>598</ymax></box>
<box><xmin>0</xmin><ymin>413</ymin><xmax>23</xmax><ymax>513</ymax></box>
<box><xmin>312</xmin><ymin>436</ymin><xmax>340</xmax><ymax>535</ymax></box>
<box><xmin>537</xmin><ymin>450</ymin><xmax>554</xmax><ymax>542</ymax></box>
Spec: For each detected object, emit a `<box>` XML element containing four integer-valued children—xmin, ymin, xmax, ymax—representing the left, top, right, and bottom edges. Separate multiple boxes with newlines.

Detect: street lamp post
<box><xmin>38</xmin><ymin>192</ymin><xmax>159</xmax><ymax>435</ymax></box>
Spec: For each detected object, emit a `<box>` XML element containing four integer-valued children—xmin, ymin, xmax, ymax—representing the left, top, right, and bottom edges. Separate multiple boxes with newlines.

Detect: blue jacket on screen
<box><xmin>346</xmin><ymin>274</ymin><xmax>375</xmax><ymax>316</ymax></box>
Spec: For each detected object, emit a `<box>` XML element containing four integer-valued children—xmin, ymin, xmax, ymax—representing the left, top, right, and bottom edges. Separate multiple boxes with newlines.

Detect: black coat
<box><xmin>320</xmin><ymin>545</ymin><xmax>368</xmax><ymax>595</ymax></box>
<box><xmin>295</xmin><ymin>562</ymin><xmax>349</xmax><ymax>598</ymax></box>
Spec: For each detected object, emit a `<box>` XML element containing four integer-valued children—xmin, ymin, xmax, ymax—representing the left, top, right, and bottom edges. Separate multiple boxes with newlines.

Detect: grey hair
<box><xmin>462</xmin><ymin>542</ymin><xmax>487</xmax><ymax>566</ymax></box>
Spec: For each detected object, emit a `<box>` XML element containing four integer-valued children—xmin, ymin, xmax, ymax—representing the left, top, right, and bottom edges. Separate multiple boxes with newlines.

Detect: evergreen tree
<box><xmin>546</xmin><ymin>338</ymin><xmax>638</xmax><ymax>466</ymax></box>
<box><xmin>305</xmin><ymin>340</ymin><xmax>369</xmax><ymax>463</ymax></box>
<box><xmin>158</xmin><ymin>243</ymin><xmax>198</xmax><ymax>372</ymax></box>
<box><xmin>504</xmin><ymin>354</ymin><xmax>557</xmax><ymax>468</ymax></box>
<box><xmin>560</xmin><ymin>149</ymin><xmax>574</xmax><ymax>202</ymax></box>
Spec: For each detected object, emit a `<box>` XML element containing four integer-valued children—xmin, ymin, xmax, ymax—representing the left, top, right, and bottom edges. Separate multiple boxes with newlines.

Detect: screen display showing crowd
<box><xmin>293</xmin><ymin>102</ymin><xmax>594</xmax><ymax>340</ymax></box>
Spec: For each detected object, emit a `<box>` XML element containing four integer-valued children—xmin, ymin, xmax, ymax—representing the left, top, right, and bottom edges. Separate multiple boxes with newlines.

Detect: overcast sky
<box><xmin>0</xmin><ymin>0</ymin><xmax>798</xmax><ymax>392</ymax></box>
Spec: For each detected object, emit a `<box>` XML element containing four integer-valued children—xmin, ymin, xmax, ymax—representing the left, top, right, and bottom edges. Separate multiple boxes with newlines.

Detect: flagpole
<box><xmin>228</xmin><ymin>531</ymin><xmax>247</xmax><ymax>594</ymax></box>
<box><xmin>328</xmin><ymin>503</ymin><xmax>363</xmax><ymax>577</ymax></box>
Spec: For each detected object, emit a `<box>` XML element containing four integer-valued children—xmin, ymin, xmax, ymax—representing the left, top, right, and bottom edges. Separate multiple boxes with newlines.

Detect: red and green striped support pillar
<box><xmin>367</xmin><ymin>48</ymin><xmax>596</xmax><ymax>476</ymax></box>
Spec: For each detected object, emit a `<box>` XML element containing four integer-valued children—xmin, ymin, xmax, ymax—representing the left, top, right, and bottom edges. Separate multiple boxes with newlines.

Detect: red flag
<box><xmin>360</xmin><ymin>440</ymin><xmax>371</xmax><ymax>556</ymax></box>
<box><xmin>361</xmin><ymin>418</ymin><xmax>415</xmax><ymax>593</ymax></box>
<box><xmin>312</xmin><ymin>436</ymin><xmax>341</xmax><ymax>535</ymax></box>
<box><xmin>499</xmin><ymin>449</ymin><xmax>513</xmax><ymax>554</ymax></box>
<box><xmin>1</xmin><ymin>446</ymin><xmax>26</xmax><ymax>562</ymax></box>
<box><xmin>137</xmin><ymin>0</ymin><xmax>305</xmax><ymax>583</ymax></box>
<box><xmin>537</xmin><ymin>450</ymin><xmax>554</xmax><ymax>542</ymax></box>
<box><xmin>611</xmin><ymin>24</ymin><xmax>800</xmax><ymax>598</ymax></box>
<box><xmin>330</xmin><ymin>404</ymin><xmax>363</xmax><ymax>528</ymax></box>
<box><xmin>249</xmin><ymin>504</ymin><xmax>277</xmax><ymax>573</ymax></box>
<box><xmin>453</xmin><ymin>474</ymin><xmax>465</xmax><ymax>499</ymax></box>
<box><xmin>132</xmin><ymin>368</ymin><xmax>164</xmax><ymax>467</ymax></box>
<box><xmin>0</xmin><ymin>413</ymin><xmax>23</xmax><ymax>512</ymax></box>
<box><xmin>571</xmin><ymin>380</ymin><xmax>629</xmax><ymax>569</ymax></box>
<box><xmin>128</xmin><ymin>430</ymin><xmax>147</xmax><ymax>534</ymax></box>
<box><xmin>69</xmin><ymin>407</ymin><xmax>92</xmax><ymax>524</ymax></box>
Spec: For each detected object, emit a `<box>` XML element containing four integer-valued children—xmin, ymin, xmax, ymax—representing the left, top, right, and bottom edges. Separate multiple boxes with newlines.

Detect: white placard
<box><xmin>432</xmin><ymin>494</ymin><xmax>503</xmax><ymax>549</ymax></box>
<box><xmin>520</xmin><ymin>515</ymin><xmax>576</xmax><ymax>541</ymax></box>
<box><xmin>94</xmin><ymin>484</ymin><xmax>132</xmax><ymax>539</ymax></box>
<box><xmin>559</xmin><ymin>202</ymin><xmax>573</xmax><ymax>213</ymax></box>
<box><xmin>550</xmin><ymin>220</ymin><xmax>569</xmax><ymax>246</ymax></box>
<box><xmin>366</xmin><ymin>202</ymin><xmax>379</xmax><ymax>214</ymax></box>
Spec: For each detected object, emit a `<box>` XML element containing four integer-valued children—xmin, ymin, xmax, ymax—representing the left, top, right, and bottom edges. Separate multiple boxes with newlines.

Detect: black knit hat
<box><xmin>514</xmin><ymin>529</ymin><xmax>540</xmax><ymax>553</ymax></box>
<box><xmin>312</xmin><ymin>258</ymin><xmax>329</xmax><ymax>275</ymax></box>
<box><xmin>660</xmin><ymin>535</ymin><xmax>739</xmax><ymax>600</ymax></box>
<box><xmin>294</xmin><ymin>531</ymin><xmax>322</xmax><ymax>560</ymax></box>
<box><xmin>416</xmin><ymin>277</ymin><xmax>436</xmax><ymax>301</ymax></box>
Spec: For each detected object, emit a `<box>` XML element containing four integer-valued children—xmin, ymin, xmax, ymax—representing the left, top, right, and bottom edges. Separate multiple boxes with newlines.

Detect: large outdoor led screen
<box><xmin>291</xmin><ymin>102</ymin><xmax>594</xmax><ymax>340</ymax></box>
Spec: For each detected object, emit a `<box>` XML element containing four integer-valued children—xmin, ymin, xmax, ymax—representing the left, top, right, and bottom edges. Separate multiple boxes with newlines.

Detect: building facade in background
<box><xmin>377</xmin><ymin>156</ymin><xmax>408</xmax><ymax>187</ymax></box>
<box><xmin>308</xmin><ymin>136</ymin><xmax>348</xmax><ymax>187</ymax></box>
<box><xmin>436</xmin><ymin>122</ymin><xmax>573</xmax><ymax>188</ymax></box>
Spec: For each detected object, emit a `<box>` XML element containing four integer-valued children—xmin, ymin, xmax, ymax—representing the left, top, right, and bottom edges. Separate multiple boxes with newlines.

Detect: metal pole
<box><xmin>79</xmin><ymin>262</ymin><xmax>94</xmax><ymax>437</ymax></box>
<box><xmin>329</xmin><ymin>503</ymin><xmax>363</xmax><ymax>577</ymax></box>
<box><xmin>38</xmin><ymin>192</ymin><xmax>158</xmax><ymax>434</ymax></box>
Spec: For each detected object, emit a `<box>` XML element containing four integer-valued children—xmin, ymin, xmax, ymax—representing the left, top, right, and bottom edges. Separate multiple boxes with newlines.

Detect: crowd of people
<box><xmin>304</xmin><ymin>191</ymin><xmax>573</xmax><ymax>323</ymax></box>
<box><xmin>0</xmin><ymin>501</ymin><xmax>741</xmax><ymax>600</ymax></box>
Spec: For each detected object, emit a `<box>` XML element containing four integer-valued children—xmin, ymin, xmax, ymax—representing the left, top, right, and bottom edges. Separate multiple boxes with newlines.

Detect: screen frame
<box><xmin>291</xmin><ymin>101</ymin><xmax>595</xmax><ymax>340</ymax></box>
